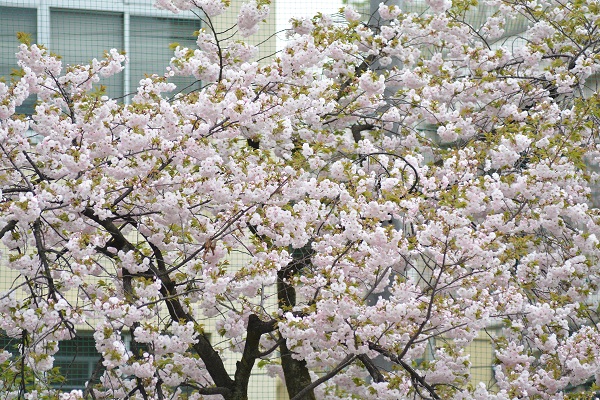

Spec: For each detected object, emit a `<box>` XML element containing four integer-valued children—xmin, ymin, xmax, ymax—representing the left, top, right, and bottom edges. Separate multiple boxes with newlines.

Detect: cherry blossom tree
<box><xmin>1</xmin><ymin>0</ymin><xmax>600</xmax><ymax>399</ymax></box>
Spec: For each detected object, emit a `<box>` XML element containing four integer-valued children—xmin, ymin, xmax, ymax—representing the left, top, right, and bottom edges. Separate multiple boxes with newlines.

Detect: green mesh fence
<box><xmin>1</xmin><ymin>1</ymin><xmax>500</xmax><ymax>399</ymax></box>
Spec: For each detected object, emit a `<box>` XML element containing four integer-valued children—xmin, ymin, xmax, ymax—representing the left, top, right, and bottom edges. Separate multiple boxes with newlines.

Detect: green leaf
<box><xmin>16</xmin><ymin>31</ymin><xmax>31</xmax><ymax>46</ymax></box>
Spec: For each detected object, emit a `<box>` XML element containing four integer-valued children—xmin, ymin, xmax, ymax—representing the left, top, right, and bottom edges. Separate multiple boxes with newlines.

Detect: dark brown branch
<box><xmin>201</xmin><ymin>11</ymin><xmax>224</xmax><ymax>82</ymax></box>
<box><xmin>351</xmin><ymin>123</ymin><xmax>374</xmax><ymax>143</ymax></box>
<box><xmin>82</xmin><ymin>206</ymin><xmax>234</xmax><ymax>390</ymax></box>
<box><xmin>32</xmin><ymin>219</ymin><xmax>59</xmax><ymax>302</ymax></box>
<box><xmin>22</xmin><ymin>151</ymin><xmax>49</xmax><ymax>182</ymax></box>
<box><xmin>234</xmin><ymin>314</ymin><xmax>277</xmax><ymax>394</ymax></box>
<box><xmin>278</xmin><ymin>245</ymin><xmax>316</xmax><ymax>400</ymax></box>
<box><xmin>112</xmin><ymin>158</ymin><xmax>172</xmax><ymax>207</ymax></box>
<box><xmin>112</xmin><ymin>186</ymin><xmax>133</xmax><ymax>207</ymax></box>
<box><xmin>0</xmin><ymin>220</ymin><xmax>17</xmax><ymax>240</ymax></box>
<box><xmin>83</xmin><ymin>356</ymin><xmax>105</xmax><ymax>399</ymax></box>
<box><xmin>289</xmin><ymin>355</ymin><xmax>357</xmax><ymax>400</ymax></box>
<box><xmin>256</xmin><ymin>337</ymin><xmax>284</xmax><ymax>358</ymax></box>
<box><xmin>247</xmin><ymin>137</ymin><xmax>260</xmax><ymax>150</ymax></box>
<box><xmin>399</xmin><ymin>359</ymin><xmax>440</xmax><ymax>400</ymax></box>
<box><xmin>19</xmin><ymin>330</ymin><xmax>27</xmax><ymax>397</ymax></box>
<box><xmin>1</xmin><ymin>188</ymin><xmax>31</xmax><ymax>194</ymax></box>
<box><xmin>180</xmin><ymin>384</ymin><xmax>232</xmax><ymax>396</ymax></box>
<box><xmin>82</xmin><ymin>207</ymin><xmax>135</xmax><ymax>251</ymax></box>
<box><xmin>46</xmin><ymin>71</ymin><xmax>76</xmax><ymax>124</ymax></box>
<box><xmin>368</xmin><ymin>342</ymin><xmax>440</xmax><ymax>400</ymax></box>
<box><xmin>155</xmin><ymin>378</ymin><xmax>165</xmax><ymax>400</ymax></box>
<box><xmin>398</xmin><ymin>241</ymin><xmax>447</xmax><ymax>361</ymax></box>
<box><xmin>145</xmin><ymin>239</ymin><xmax>234</xmax><ymax>391</ymax></box>
<box><xmin>357</xmin><ymin>354</ymin><xmax>385</xmax><ymax>383</ymax></box>
<box><xmin>167</xmin><ymin>203</ymin><xmax>257</xmax><ymax>274</ymax></box>
<box><xmin>337</xmin><ymin>54</ymin><xmax>376</xmax><ymax>101</ymax></box>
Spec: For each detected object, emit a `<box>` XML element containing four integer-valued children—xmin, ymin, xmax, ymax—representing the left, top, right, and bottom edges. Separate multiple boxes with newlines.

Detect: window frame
<box><xmin>1</xmin><ymin>0</ymin><xmax>201</xmax><ymax>104</ymax></box>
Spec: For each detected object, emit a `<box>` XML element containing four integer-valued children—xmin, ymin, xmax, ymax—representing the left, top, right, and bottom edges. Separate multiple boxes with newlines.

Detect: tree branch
<box><xmin>351</xmin><ymin>123</ymin><xmax>374</xmax><ymax>143</ymax></box>
<box><xmin>0</xmin><ymin>220</ymin><xmax>17</xmax><ymax>240</ymax></box>
<box><xmin>145</xmin><ymin>238</ymin><xmax>235</xmax><ymax>390</ymax></box>
<box><xmin>368</xmin><ymin>342</ymin><xmax>440</xmax><ymax>400</ymax></box>
<box><xmin>234</xmin><ymin>314</ymin><xmax>277</xmax><ymax>393</ymax></box>
<box><xmin>357</xmin><ymin>354</ymin><xmax>385</xmax><ymax>383</ymax></box>
<box><xmin>278</xmin><ymin>244</ymin><xmax>316</xmax><ymax>400</ymax></box>
<box><xmin>83</xmin><ymin>356</ymin><xmax>105</xmax><ymax>399</ymax></box>
<box><xmin>83</xmin><ymin>207</ymin><xmax>234</xmax><ymax>390</ymax></box>
<box><xmin>180</xmin><ymin>384</ymin><xmax>232</xmax><ymax>396</ymax></box>
<box><xmin>290</xmin><ymin>355</ymin><xmax>357</xmax><ymax>400</ymax></box>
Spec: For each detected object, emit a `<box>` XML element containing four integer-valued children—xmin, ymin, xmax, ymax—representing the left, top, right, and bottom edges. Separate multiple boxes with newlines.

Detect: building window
<box><xmin>0</xmin><ymin>332</ymin><xmax>102</xmax><ymax>391</ymax></box>
<box><xmin>0</xmin><ymin>6</ymin><xmax>37</xmax><ymax>115</ymax></box>
<box><xmin>0</xmin><ymin>4</ymin><xmax>201</xmax><ymax>111</ymax></box>
<box><xmin>51</xmin><ymin>9</ymin><xmax>125</xmax><ymax>100</ymax></box>
<box><xmin>1</xmin><ymin>331</ymin><xmax>210</xmax><ymax>391</ymax></box>
<box><xmin>53</xmin><ymin>334</ymin><xmax>104</xmax><ymax>391</ymax></box>
<box><xmin>129</xmin><ymin>16</ymin><xmax>201</xmax><ymax>96</ymax></box>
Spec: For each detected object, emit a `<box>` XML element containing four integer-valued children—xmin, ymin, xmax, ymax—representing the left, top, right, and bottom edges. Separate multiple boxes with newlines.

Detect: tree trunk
<box><xmin>279</xmin><ymin>338</ymin><xmax>315</xmax><ymax>400</ymax></box>
<box><xmin>277</xmin><ymin>245</ymin><xmax>316</xmax><ymax>400</ymax></box>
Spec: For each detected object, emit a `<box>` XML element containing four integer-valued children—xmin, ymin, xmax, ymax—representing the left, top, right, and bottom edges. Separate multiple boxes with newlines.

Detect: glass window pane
<box><xmin>129</xmin><ymin>16</ymin><xmax>200</xmax><ymax>96</ymax></box>
<box><xmin>0</xmin><ymin>6</ymin><xmax>37</xmax><ymax>115</ymax></box>
<box><xmin>51</xmin><ymin>9</ymin><xmax>124</xmax><ymax>99</ymax></box>
<box><xmin>0</xmin><ymin>332</ymin><xmax>103</xmax><ymax>390</ymax></box>
<box><xmin>0</xmin><ymin>332</ymin><xmax>20</xmax><ymax>356</ymax></box>
<box><xmin>54</xmin><ymin>335</ymin><xmax>103</xmax><ymax>390</ymax></box>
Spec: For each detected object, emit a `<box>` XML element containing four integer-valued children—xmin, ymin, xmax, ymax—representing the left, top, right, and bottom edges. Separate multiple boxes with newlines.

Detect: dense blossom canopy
<box><xmin>1</xmin><ymin>0</ymin><xmax>600</xmax><ymax>399</ymax></box>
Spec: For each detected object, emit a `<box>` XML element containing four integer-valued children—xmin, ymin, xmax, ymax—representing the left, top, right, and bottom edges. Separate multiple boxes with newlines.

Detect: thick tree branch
<box><xmin>290</xmin><ymin>355</ymin><xmax>357</xmax><ymax>400</ymax></box>
<box><xmin>146</xmin><ymin>239</ymin><xmax>235</xmax><ymax>391</ymax></box>
<box><xmin>368</xmin><ymin>342</ymin><xmax>440</xmax><ymax>400</ymax></box>
<box><xmin>234</xmin><ymin>314</ymin><xmax>277</xmax><ymax>395</ymax></box>
<box><xmin>180</xmin><ymin>384</ymin><xmax>232</xmax><ymax>396</ymax></box>
<box><xmin>83</xmin><ymin>207</ymin><xmax>234</xmax><ymax>391</ymax></box>
<box><xmin>278</xmin><ymin>244</ymin><xmax>316</xmax><ymax>400</ymax></box>
<box><xmin>351</xmin><ymin>123</ymin><xmax>374</xmax><ymax>143</ymax></box>
<box><xmin>0</xmin><ymin>220</ymin><xmax>17</xmax><ymax>240</ymax></box>
<box><xmin>82</xmin><ymin>207</ymin><xmax>135</xmax><ymax>252</ymax></box>
<box><xmin>357</xmin><ymin>354</ymin><xmax>385</xmax><ymax>383</ymax></box>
